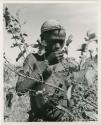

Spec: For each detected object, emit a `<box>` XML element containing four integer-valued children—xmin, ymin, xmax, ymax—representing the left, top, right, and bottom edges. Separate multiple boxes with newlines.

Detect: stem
<box><xmin>19</xmin><ymin>22</ymin><xmax>43</xmax><ymax>82</ymax></box>
<box><xmin>56</xmin><ymin>105</ymin><xmax>74</xmax><ymax>118</ymax></box>
<box><xmin>4</xmin><ymin>63</ymin><xmax>65</xmax><ymax>92</ymax></box>
<box><xmin>11</xmin><ymin>32</ymin><xmax>43</xmax><ymax>81</ymax></box>
<box><xmin>82</xmin><ymin>98</ymin><xmax>97</xmax><ymax>108</ymax></box>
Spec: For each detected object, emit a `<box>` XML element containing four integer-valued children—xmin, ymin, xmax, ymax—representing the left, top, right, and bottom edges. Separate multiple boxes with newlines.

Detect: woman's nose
<box><xmin>55</xmin><ymin>42</ymin><xmax>61</xmax><ymax>49</ymax></box>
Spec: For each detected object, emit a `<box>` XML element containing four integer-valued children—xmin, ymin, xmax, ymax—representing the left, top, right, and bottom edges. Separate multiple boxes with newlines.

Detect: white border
<box><xmin>0</xmin><ymin>0</ymin><xmax>101</xmax><ymax>125</ymax></box>
<box><xmin>98</xmin><ymin>2</ymin><xmax>101</xmax><ymax>123</ymax></box>
<box><xmin>0</xmin><ymin>1</ymin><xmax>4</xmax><ymax>124</ymax></box>
<box><xmin>2</xmin><ymin>0</ymin><xmax>101</xmax><ymax>4</ymax></box>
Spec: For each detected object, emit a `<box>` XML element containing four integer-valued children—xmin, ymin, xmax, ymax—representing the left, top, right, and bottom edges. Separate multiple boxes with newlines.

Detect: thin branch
<box><xmin>56</xmin><ymin>105</ymin><xmax>75</xmax><ymax>118</ymax></box>
<box><xmin>17</xmin><ymin>21</ymin><xmax>44</xmax><ymax>82</ymax></box>
<box><xmin>82</xmin><ymin>98</ymin><xmax>97</xmax><ymax>108</ymax></box>
<box><xmin>4</xmin><ymin>8</ymin><xmax>43</xmax><ymax>82</ymax></box>
<box><xmin>4</xmin><ymin>63</ymin><xmax>65</xmax><ymax>92</ymax></box>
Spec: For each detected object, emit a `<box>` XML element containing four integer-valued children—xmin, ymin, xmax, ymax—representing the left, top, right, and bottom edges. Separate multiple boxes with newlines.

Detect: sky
<box><xmin>3</xmin><ymin>3</ymin><xmax>98</xmax><ymax>65</ymax></box>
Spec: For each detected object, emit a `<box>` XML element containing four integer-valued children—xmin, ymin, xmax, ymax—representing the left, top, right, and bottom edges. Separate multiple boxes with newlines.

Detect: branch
<box><xmin>4</xmin><ymin>63</ymin><xmax>65</xmax><ymax>92</ymax></box>
<box><xmin>56</xmin><ymin>105</ymin><xmax>75</xmax><ymax>118</ymax></box>
<box><xmin>3</xmin><ymin>7</ymin><xmax>43</xmax><ymax>82</ymax></box>
<box><xmin>82</xmin><ymin>98</ymin><xmax>97</xmax><ymax>109</ymax></box>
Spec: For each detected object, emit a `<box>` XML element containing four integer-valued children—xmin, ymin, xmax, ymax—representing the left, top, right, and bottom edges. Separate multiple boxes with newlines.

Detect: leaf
<box><xmin>87</xmin><ymin>31</ymin><xmax>89</xmax><ymax>37</ymax></box>
<box><xmin>66</xmin><ymin>35</ymin><xmax>73</xmax><ymax>46</ymax></box>
<box><xmin>24</xmin><ymin>43</ymin><xmax>29</xmax><ymax>47</ymax></box>
<box><xmin>22</xmin><ymin>21</ymin><xmax>26</xmax><ymax>25</ymax></box>
<box><xmin>21</xmin><ymin>38</ymin><xmax>25</xmax><ymax>43</ymax></box>
<box><xmin>63</xmin><ymin>47</ymin><xmax>68</xmax><ymax>54</ymax></box>
<box><xmin>10</xmin><ymin>43</ymin><xmax>23</xmax><ymax>48</ymax></box>
<box><xmin>9</xmin><ymin>24</ymin><xmax>13</xmax><ymax>27</ymax></box>
<box><xmin>84</xmin><ymin>37</ymin><xmax>89</xmax><ymax>41</ymax></box>
<box><xmin>11</xmin><ymin>44</ymin><xmax>18</xmax><ymax>48</ymax></box>
<box><xmin>16</xmin><ymin>49</ymin><xmax>26</xmax><ymax>62</ymax></box>
<box><xmin>89</xmin><ymin>33</ymin><xmax>96</xmax><ymax>40</ymax></box>
<box><xmin>7</xmin><ymin>29</ymin><xmax>12</xmax><ymax>33</ymax></box>
<box><xmin>77</xmin><ymin>43</ymin><xmax>87</xmax><ymax>52</ymax></box>
<box><xmin>33</xmin><ymin>44</ymin><xmax>39</xmax><ymax>48</ymax></box>
<box><xmin>14</xmin><ymin>28</ymin><xmax>20</xmax><ymax>33</ymax></box>
<box><xmin>14</xmin><ymin>19</ymin><xmax>19</xmax><ymax>23</ymax></box>
<box><xmin>36</xmin><ymin>39</ymin><xmax>41</xmax><ymax>45</ymax></box>
<box><xmin>84</xmin><ymin>111</ymin><xmax>97</xmax><ymax>120</ymax></box>
<box><xmin>11</xmin><ymin>36</ymin><xmax>20</xmax><ymax>40</ymax></box>
<box><xmin>23</xmin><ymin>33</ymin><xmax>28</xmax><ymax>36</ymax></box>
<box><xmin>20</xmin><ymin>33</ymin><xmax>23</xmax><ymax>37</ymax></box>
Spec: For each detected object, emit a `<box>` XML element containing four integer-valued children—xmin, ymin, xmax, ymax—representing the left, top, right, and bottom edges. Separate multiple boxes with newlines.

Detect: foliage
<box><xmin>3</xmin><ymin>7</ymin><xmax>98</xmax><ymax>122</ymax></box>
<box><xmin>4</xmin><ymin>7</ymin><xmax>29</xmax><ymax>62</ymax></box>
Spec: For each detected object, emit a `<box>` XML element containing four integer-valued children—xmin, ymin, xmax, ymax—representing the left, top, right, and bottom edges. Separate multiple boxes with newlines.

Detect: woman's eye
<box><xmin>59</xmin><ymin>41</ymin><xmax>64</xmax><ymax>44</ymax></box>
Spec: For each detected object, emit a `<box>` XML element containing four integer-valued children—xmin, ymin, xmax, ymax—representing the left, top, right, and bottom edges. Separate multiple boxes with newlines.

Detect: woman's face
<box><xmin>46</xmin><ymin>39</ymin><xmax>65</xmax><ymax>53</ymax></box>
<box><xmin>44</xmin><ymin>29</ymin><xmax>66</xmax><ymax>54</ymax></box>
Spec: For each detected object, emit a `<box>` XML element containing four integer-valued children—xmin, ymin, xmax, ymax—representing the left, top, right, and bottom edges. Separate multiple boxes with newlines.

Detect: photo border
<box><xmin>0</xmin><ymin>0</ymin><xmax>101</xmax><ymax>125</ymax></box>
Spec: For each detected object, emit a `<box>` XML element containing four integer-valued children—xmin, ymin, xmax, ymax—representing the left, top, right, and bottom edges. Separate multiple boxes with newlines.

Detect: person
<box><xmin>16</xmin><ymin>19</ymin><xmax>78</xmax><ymax>121</ymax></box>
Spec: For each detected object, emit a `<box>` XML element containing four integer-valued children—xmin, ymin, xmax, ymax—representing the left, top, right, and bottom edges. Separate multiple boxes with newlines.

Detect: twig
<box><xmin>82</xmin><ymin>98</ymin><xmax>97</xmax><ymax>108</ymax></box>
<box><xmin>11</xmin><ymin>31</ymin><xmax>40</xmax><ymax>80</ymax></box>
<box><xmin>56</xmin><ymin>105</ymin><xmax>74</xmax><ymax>118</ymax></box>
<box><xmin>4</xmin><ymin>63</ymin><xmax>65</xmax><ymax>92</ymax></box>
<box><xmin>4</xmin><ymin>8</ymin><xmax>43</xmax><ymax>82</ymax></box>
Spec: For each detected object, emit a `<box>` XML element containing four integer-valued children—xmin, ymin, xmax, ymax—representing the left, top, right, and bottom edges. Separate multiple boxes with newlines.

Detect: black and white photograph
<box><xmin>2</xmin><ymin>1</ymin><xmax>100</xmax><ymax>122</ymax></box>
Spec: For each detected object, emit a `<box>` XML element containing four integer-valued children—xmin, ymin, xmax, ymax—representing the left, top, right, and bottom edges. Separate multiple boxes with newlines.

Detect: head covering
<box><xmin>41</xmin><ymin>20</ymin><xmax>66</xmax><ymax>40</ymax></box>
<box><xmin>41</xmin><ymin>19</ymin><xmax>65</xmax><ymax>34</ymax></box>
